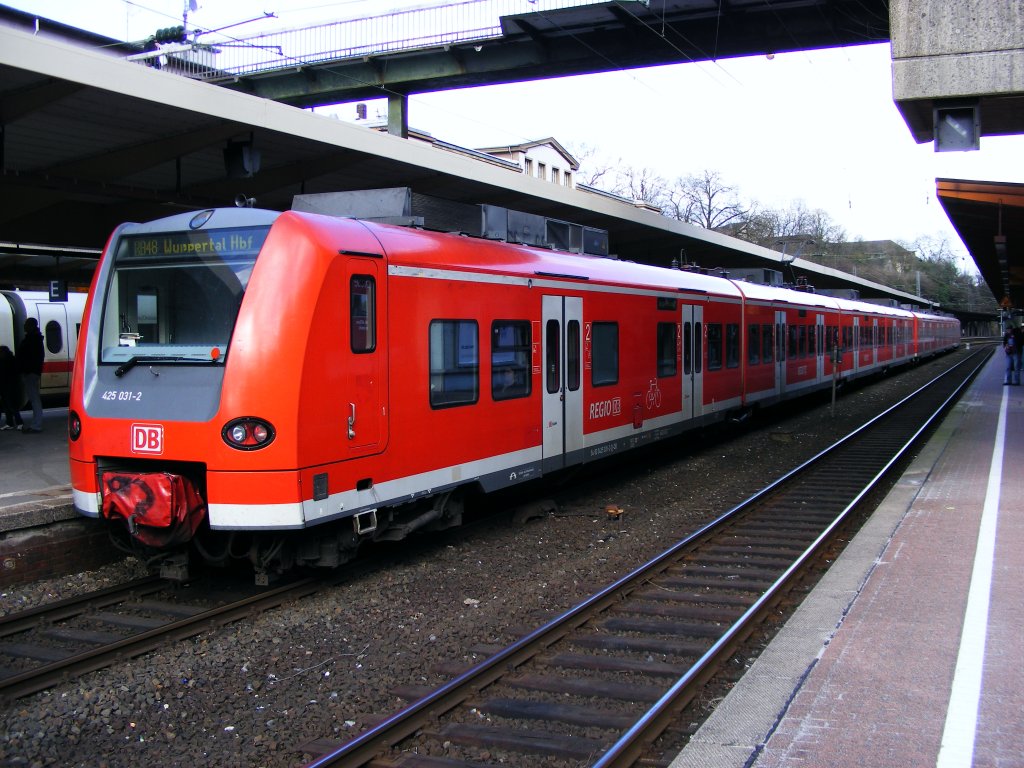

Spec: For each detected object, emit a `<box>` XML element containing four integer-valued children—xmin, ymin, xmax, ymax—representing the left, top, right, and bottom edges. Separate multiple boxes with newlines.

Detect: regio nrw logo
<box><xmin>131</xmin><ymin>423</ymin><xmax>164</xmax><ymax>454</ymax></box>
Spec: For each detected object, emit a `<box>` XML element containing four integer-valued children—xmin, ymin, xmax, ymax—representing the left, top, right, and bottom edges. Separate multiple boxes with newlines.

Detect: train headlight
<box><xmin>68</xmin><ymin>410</ymin><xmax>82</xmax><ymax>441</ymax></box>
<box><xmin>222</xmin><ymin>417</ymin><xmax>276</xmax><ymax>450</ymax></box>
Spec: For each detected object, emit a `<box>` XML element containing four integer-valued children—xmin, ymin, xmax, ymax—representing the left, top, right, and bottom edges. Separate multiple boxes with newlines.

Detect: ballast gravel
<box><xmin>0</xmin><ymin>350</ymin><xmax>971</xmax><ymax>767</ymax></box>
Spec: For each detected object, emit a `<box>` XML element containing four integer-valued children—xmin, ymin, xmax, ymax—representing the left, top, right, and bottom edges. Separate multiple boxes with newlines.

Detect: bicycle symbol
<box><xmin>645</xmin><ymin>379</ymin><xmax>662</xmax><ymax>410</ymax></box>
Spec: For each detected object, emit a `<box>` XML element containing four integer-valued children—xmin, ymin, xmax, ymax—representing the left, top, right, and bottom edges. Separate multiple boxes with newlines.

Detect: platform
<box><xmin>0</xmin><ymin>406</ymin><xmax>74</xmax><ymax>525</ymax></box>
<box><xmin>671</xmin><ymin>350</ymin><xmax>1023</xmax><ymax>768</ymax></box>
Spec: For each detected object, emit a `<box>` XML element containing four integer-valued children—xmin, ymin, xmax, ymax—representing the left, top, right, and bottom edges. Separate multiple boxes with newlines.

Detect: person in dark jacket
<box><xmin>1014</xmin><ymin>326</ymin><xmax>1024</xmax><ymax>385</ymax></box>
<box><xmin>0</xmin><ymin>345</ymin><xmax>23</xmax><ymax>430</ymax></box>
<box><xmin>16</xmin><ymin>317</ymin><xmax>44</xmax><ymax>432</ymax></box>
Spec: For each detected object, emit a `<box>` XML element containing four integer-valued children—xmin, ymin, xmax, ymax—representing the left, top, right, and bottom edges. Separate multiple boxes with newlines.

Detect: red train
<box><xmin>67</xmin><ymin>204</ymin><xmax>960</xmax><ymax>580</ymax></box>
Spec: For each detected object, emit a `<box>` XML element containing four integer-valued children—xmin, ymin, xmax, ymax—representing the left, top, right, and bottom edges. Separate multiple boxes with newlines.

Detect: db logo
<box><xmin>131</xmin><ymin>423</ymin><xmax>164</xmax><ymax>454</ymax></box>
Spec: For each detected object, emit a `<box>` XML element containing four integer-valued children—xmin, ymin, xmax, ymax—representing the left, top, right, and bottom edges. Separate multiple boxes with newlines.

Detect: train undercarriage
<box><xmin>105</xmin><ymin>488</ymin><xmax>469</xmax><ymax>584</ymax></box>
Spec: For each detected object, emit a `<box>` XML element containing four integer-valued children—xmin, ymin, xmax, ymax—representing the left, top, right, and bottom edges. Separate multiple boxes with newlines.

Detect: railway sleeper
<box><xmin>468</xmin><ymin>695</ymin><xmax>637</xmax><ymax>730</ymax></box>
<box><xmin>434</xmin><ymin>722</ymin><xmax>607</xmax><ymax>761</ymax></box>
<box><xmin>508</xmin><ymin>672</ymin><xmax>666</xmax><ymax>703</ymax></box>
<box><xmin>571</xmin><ymin>632</ymin><xmax>707</xmax><ymax>658</ymax></box>
<box><xmin>621</xmin><ymin>600</ymin><xmax>746</xmax><ymax>623</ymax></box>
<box><xmin>540</xmin><ymin>650</ymin><xmax>692</xmax><ymax>677</ymax></box>
<box><xmin>598</xmin><ymin>616</ymin><xmax>728</xmax><ymax>640</ymax></box>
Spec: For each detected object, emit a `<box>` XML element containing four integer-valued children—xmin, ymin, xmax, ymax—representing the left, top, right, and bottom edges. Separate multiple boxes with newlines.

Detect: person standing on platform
<box><xmin>1014</xmin><ymin>325</ymin><xmax>1024</xmax><ymax>385</ymax></box>
<box><xmin>16</xmin><ymin>317</ymin><xmax>44</xmax><ymax>432</ymax></box>
<box><xmin>1003</xmin><ymin>325</ymin><xmax>1020</xmax><ymax>385</ymax></box>
<box><xmin>0</xmin><ymin>345</ymin><xmax>23</xmax><ymax>430</ymax></box>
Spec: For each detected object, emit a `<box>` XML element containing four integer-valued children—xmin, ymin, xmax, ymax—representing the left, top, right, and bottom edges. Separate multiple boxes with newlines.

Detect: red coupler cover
<box><xmin>101</xmin><ymin>472</ymin><xmax>206</xmax><ymax>547</ymax></box>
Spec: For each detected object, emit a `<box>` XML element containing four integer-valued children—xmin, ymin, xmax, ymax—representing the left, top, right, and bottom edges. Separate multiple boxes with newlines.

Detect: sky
<box><xmin>8</xmin><ymin>0</ymin><xmax>1024</xmax><ymax>265</ymax></box>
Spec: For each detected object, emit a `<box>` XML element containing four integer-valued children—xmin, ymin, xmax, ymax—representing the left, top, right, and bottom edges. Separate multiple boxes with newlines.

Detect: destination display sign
<box><xmin>119</xmin><ymin>226</ymin><xmax>270</xmax><ymax>262</ymax></box>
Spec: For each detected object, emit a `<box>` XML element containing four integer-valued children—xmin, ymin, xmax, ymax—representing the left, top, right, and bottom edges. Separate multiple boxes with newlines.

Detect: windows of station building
<box><xmin>429</xmin><ymin>319</ymin><xmax>478</xmax><ymax>408</ymax></box>
<box><xmin>524</xmin><ymin>158</ymin><xmax>533</xmax><ymax>176</ymax></box>
<box><xmin>591</xmin><ymin>321</ymin><xmax>619</xmax><ymax>386</ymax></box>
<box><xmin>537</xmin><ymin>162</ymin><xmax>547</xmax><ymax>181</ymax></box>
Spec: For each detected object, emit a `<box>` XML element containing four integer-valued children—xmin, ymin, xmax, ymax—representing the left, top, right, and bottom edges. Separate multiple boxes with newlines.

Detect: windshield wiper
<box><xmin>114</xmin><ymin>356</ymin><xmax>142</xmax><ymax>377</ymax></box>
<box><xmin>114</xmin><ymin>355</ymin><xmax>218</xmax><ymax>377</ymax></box>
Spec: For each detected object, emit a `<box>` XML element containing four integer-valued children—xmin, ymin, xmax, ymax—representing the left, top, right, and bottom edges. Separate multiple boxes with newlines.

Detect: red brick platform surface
<box><xmin>673</xmin><ymin>351</ymin><xmax>1024</xmax><ymax>768</ymax></box>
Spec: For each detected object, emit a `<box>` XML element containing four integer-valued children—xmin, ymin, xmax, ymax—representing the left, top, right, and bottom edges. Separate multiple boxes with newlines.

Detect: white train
<box><xmin>0</xmin><ymin>289</ymin><xmax>87</xmax><ymax>398</ymax></box>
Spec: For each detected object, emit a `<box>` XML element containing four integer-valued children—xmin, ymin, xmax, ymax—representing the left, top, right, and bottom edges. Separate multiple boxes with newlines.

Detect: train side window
<box><xmin>591</xmin><ymin>322</ymin><xmax>619</xmax><ymax>386</ymax></box>
<box><xmin>747</xmin><ymin>324</ymin><xmax>760</xmax><ymax>365</ymax></box>
<box><xmin>725</xmin><ymin>323</ymin><xmax>740</xmax><ymax>369</ymax></box>
<box><xmin>491</xmin><ymin>320</ymin><xmax>531</xmax><ymax>401</ymax></box>
<box><xmin>43</xmin><ymin>320</ymin><xmax>63</xmax><ymax>354</ymax></box>
<box><xmin>683</xmin><ymin>321</ymin><xmax>692</xmax><ymax>375</ymax></box>
<box><xmin>798</xmin><ymin>325</ymin><xmax>807</xmax><ymax>358</ymax></box>
<box><xmin>545</xmin><ymin>320</ymin><xmax>560</xmax><ymax>394</ymax></box>
<box><xmin>694</xmin><ymin>322</ymin><xmax>702</xmax><ymax>373</ymax></box>
<box><xmin>657</xmin><ymin>322</ymin><xmax>677</xmax><ymax>377</ymax></box>
<box><xmin>777</xmin><ymin>323</ymin><xmax>786</xmax><ymax>361</ymax></box>
<box><xmin>788</xmin><ymin>325</ymin><xmax>798</xmax><ymax>358</ymax></box>
<box><xmin>350</xmin><ymin>275</ymin><xmax>376</xmax><ymax>353</ymax></box>
<box><xmin>567</xmin><ymin>320</ymin><xmax>581</xmax><ymax>392</ymax></box>
<box><xmin>429</xmin><ymin>319</ymin><xmax>478</xmax><ymax>408</ymax></box>
<box><xmin>706</xmin><ymin>323</ymin><xmax>722</xmax><ymax>371</ymax></box>
<box><xmin>808</xmin><ymin>324</ymin><xmax>817</xmax><ymax>356</ymax></box>
<box><xmin>762</xmin><ymin>324</ymin><xmax>773</xmax><ymax>364</ymax></box>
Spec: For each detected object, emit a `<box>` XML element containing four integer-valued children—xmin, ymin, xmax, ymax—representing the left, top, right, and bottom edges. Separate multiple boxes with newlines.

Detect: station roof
<box><xmin>0</xmin><ymin>7</ymin><xmax>1007</xmax><ymax>319</ymax></box>
<box><xmin>938</xmin><ymin>179</ymin><xmax>1024</xmax><ymax>312</ymax></box>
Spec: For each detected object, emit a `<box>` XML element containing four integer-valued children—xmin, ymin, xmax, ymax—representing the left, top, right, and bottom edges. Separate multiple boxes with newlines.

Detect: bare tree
<box><xmin>615</xmin><ymin>166</ymin><xmax>668</xmax><ymax>207</ymax></box>
<box><xmin>663</xmin><ymin>170</ymin><xmax>749</xmax><ymax>230</ymax></box>
<box><xmin>566</xmin><ymin>142</ymin><xmax>620</xmax><ymax>189</ymax></box>
<box><xmin>734</xmin><ymin>200</ymin><xmax>845</xmax><ymax>250</ymax></box>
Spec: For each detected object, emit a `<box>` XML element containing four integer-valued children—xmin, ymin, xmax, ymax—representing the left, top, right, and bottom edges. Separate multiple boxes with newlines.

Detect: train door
<box><xmin>542</xmin><ymin>295</ymin><xmax>583</xmax><ymax>472</ymax></box>
<box><xmin>872</xmin><ymin>318</ymin><xmax>880</xmax><ymax>368</ymax></box>
<box><xmin>816</xmin><ymin>314</ymin><xmax>825</xmax><ymax>380</ymax></box>
<box><xmin>774</xmin><ymin>309</ymin><xmax>787</xmax><ymax>396</ymax></box>
<box><xmin>852</xmin><ymin>316</ymin><xmax>861</xmax><ymax>373</ymax></box>
<box><xmin>36</xmin><ymin>302</ymin><xmax>71</xmax><ymax>395</ymax></box>
<box><xmin>345</xmin><ymin>258</ymin><xmax>387</xmax><ymax>455</ymax></box>
<box><xmin>681</xmin><ymin>304</ymin><xmax>703</xmax><ymax>420</ymax></box>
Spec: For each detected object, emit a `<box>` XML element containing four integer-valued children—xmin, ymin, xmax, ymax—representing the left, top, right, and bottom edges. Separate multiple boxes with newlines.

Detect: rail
<box><xmin>0</xmin><ymin>573</ymin><xmax>325</xmax><ymax>702</ymax></box>
<box><xmin>301</xmin><ymin>348</ymin><xmax>990</xmax><ymax>767</ymax></box>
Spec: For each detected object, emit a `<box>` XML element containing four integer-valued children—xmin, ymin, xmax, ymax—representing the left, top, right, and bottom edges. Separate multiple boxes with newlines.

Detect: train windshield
<box><xmin>100</xmin><ymin>226</ymin><xmax>270</xmax><ymax>365</ymax></box>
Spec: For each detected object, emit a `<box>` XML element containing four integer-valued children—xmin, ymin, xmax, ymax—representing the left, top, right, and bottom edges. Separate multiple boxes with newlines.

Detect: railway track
<box><xmin>302</xmin><ymin>348</ymin><xmax>991</xmax><ymax>768</ymax></box>
<box><xmin>0</xmin><ymin>571</ymin><xmax>326</xmax><ymax>702</ymax></box>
